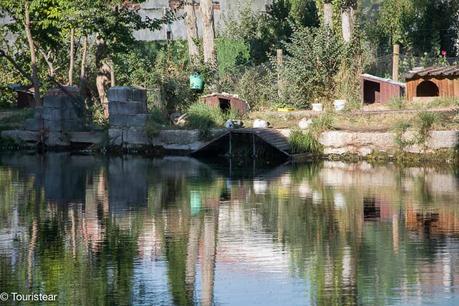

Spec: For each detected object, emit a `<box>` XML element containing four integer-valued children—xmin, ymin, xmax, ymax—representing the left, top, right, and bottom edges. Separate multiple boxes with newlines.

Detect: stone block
<box><xmin>110</xmin><ymin>114</ymin><xmax>148</xmax><ymax>128</ymax></box>
<box><xmin>108</xmin><ymin>86</ymin><xmax>146</xmax><ymax>103</ymax></box>
<box><xmin>428</xmin><ymin>130</ymin><xmax>458</xmax><ymax>149</ymax></box>
<box><xmin>43</xmin><ymin>95</ymin><xmax>65</xmax><ymax>109</ymax></box>
<box><xmin>124</xmin><ymin>128</ymin><xmax>149</xmax><ymax>145</ymax></box>
<box><xmin>44</xmin><ymin>119</ymin><xmax>62</xmax><ymax>131</ymax></box>
<box><xmin>23</xmin><ymin>118</ymin><xmax>44</xmax><ymax>131</ymax></box>
<box><xmin>69</xmin><ymin>132</ymin><xmax>105</xmax><ymax>144</ymax></box>
<box><xmin>62</xmin><ymin>119</ymin><xmax>83</xmax><ymax>131</ymax></box>
<box><xmin>1</xmin><ymin>130</ymin><xmax>38</xmax><ymax>142</ymax></box>
<box><xmin>46</xmin><ymin>132</ymin><xmax>70</xmax><ymax>146</ymax></box>
<box><xmin>109</xmin><ymin>101</ymin><xmax>147</xmax><ymax>115</ymax></box>
<box><xmin>43</xmin><ymin>108</ymin><xmax>62</xmax><ymax>121</ymax></box>
<box><xmin>159</xmin><ymin>130</ymin><xmax>200</xmax><ymax>145</ymax></box>
<box><xmin>108</xmin><ymin>128</ymin><xmax>123</xmax><ymax>146</ymax></box>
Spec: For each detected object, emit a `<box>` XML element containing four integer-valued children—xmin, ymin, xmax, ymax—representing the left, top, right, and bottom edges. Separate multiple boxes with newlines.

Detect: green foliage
<box><xmin>416</xmin><ymin>111</ymin><xmax>438</xmax><ymax>145</ymax></box>
<box><xmin>393</xmin><ymin>111</ymin><xmax>438</xmax><ymax>151</ymax></box>
<box><xmin>289</xmin><ymin>129</ymin><xmax>323</xmax><ymax>154</ymax></box>
<box><xmin>310</xmin><ymin>113</ymin><xmax>334</xmax><ymax>134</ymax></box>
<box><xmin>145</xmin><ymin>108</ymin><xmax>168</xmax><ymax>139</ymax></box>
<box><xmin>388</xmin><ymin>97</ymin><xmax>405</xmax><ymax>110</ymax></box>
<box><xmin>186</xmin><ymin>103</ymin><xmax>224</xmax><ymax>139</ymax></box>
<box><xmin>216</xmin><ymin>38</ymin><xmax>250</xmax><ymax>74</ymax></box>
<box><xmin>393</xmin><ymin>121</ymin><xmax>414</xmax><ymax>150</ymax></box>
<box><xmin>280</xmin><ymin>26</ymin><xmax>345</xmax><ymax>108</ymax></box>
<box><xmin>0</xmin><ymin>108</ymin><xmax>34</xmax><ymax>131</ymax></box>
<box><xmin>222</xmin><ymin>0</ymin><xmax>319</xmax><ymax>65</ymax></box>
<box><xmin>234</xmin><ymin>65</ymin><xmax>277</xmax><ymax>110</ymax></box>
<box><xmin>115</xmin><ymin>41</ymin><xmax>200</xmax><ymax>112</ymax></box>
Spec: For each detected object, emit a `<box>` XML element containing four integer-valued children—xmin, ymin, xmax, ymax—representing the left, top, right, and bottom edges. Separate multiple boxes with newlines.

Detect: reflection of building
<box><xmin>406</xmin><ymin>206</ymin><xmax>459</xmax><ymax>236</ymax></box>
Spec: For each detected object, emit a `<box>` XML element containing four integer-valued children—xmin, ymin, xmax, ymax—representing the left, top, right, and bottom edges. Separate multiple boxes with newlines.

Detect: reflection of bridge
<box><xmin>191</xmin><ymin>128</ymin><xmax>292</xmax><ymax>160</ymax></box>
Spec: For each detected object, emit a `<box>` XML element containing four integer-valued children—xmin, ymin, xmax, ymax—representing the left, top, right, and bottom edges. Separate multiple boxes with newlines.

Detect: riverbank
<box><xmin>1</xmin><ymin>127</ymin><xmax>458</xmax><ymax>165</ymax></box>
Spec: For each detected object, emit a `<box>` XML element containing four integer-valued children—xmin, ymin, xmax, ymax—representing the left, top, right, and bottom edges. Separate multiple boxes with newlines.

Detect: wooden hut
<box><xmin>8</xmin><ymin>84</ymin><xmax>34</xmax><ymax>108</ymax></box>
<box><xmin>405</xmin><ymin>66</ymin><xmax>459</xmax><ymax>101</ymax></box>
<box><xmin>202</xmin><ymin>93</ymin><xmax>250</xmax><ymax>115</ymax></box>
<box><xmin>361</xmin><ymin>74</ymin><xmax>405</xmax><ymax>105</ymax></box>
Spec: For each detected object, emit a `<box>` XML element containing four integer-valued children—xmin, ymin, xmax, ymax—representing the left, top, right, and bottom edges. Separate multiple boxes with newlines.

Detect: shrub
<box><xmin>289</xmin><ymin>129</ymin><xmax>323</xmax><ymax>154</ymax></box>
<box><xmin>388</xmin><ymin>97</ymin><xmax>405</xmax><ymax>110</ymax></box>
<box><xmin>416</xmin><ymin>111</ymin><xmax>438</xmax><ymax>145</ymax></box>
<box><xmin>186</xmin><ymin>103</ymin><xmax>224</xmax><ymax>139</ymax></box>
<box><xmin>310</xmin><ymin>113</ymin><xmax>334</xmax><ymax>134</ymax></box>
<box><xmin>234</xmin><ymin>65</ymin><xmax>277</xmax><ymax>110</ymax></box>
<box><xmin>145</xmin><ymin>108</ymin><xmax>169</xmax><ymax>139</ymax></box>
<box><xmin>279</xmin><ymin>27</ymin><xmax>345</xmax><ymax>108</ymax></box>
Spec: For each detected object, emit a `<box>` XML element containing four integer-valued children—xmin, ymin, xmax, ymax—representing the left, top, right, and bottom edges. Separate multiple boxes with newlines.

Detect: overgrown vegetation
<box><xmin>288</xmin><ymin>113</ymin><xmax>334</xmax><ymax>154</ymax></box>
<box><xmin>185</xmin><ymin>103</ymin><xmax>241</xmax><ymax>139</ymax></box>
<box><xmin>145</xmin><ymin>108</ymin><xmax>169</xmax><ymax>139</ymax></box>
<box><xmin>289</xmin><ymin>129</ymin><xmax>323</xmax><ymax>154</ymax></box>
<box><xmin>393</xmin><ymin>111</ymin><xmax>439</xmax><ymax>151</ymax></box>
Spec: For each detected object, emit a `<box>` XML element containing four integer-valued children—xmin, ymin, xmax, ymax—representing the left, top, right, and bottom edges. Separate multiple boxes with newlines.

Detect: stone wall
<box><xmin>319</xmin><ymin>130</ymin><xmax>458</xmax><ymax>156</ymax></box>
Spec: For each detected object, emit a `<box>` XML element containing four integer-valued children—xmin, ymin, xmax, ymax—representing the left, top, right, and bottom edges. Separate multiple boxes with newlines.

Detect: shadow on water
<box><xmin>1</xmin><ymin>153</ymin><xmax>459</xmax><ymax>305</ymax></box>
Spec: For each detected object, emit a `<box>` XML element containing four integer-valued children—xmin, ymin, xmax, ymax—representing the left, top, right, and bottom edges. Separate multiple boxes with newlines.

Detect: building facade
<box><xmin>134</xmin><ymin>0</ymin><xmax>272</xmax><ymax>41</ymax></box>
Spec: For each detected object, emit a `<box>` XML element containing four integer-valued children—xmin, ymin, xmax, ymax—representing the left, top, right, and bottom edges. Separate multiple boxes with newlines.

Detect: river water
<box><xmin>0</xmin><ymin>153</ymin><xmax>458</xmax><ymax>305</ymax></box>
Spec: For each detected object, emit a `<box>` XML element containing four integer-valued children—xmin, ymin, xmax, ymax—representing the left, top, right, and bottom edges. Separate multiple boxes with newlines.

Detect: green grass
<box><xmin>186</xmin><ymin>103</ymin><xmax>242</xmax><ymax>139</ymax></box>
<box><xmin>289</xmin><ymin>129</ymin><xmax>323</xmax><ymax>154</ymax></box>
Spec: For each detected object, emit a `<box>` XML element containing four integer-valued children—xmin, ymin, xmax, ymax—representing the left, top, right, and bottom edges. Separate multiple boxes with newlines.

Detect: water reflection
<box><xmin>0</xmin><ymin>154</ymin><xmax>459</xmax><ymax>305</ymax></box>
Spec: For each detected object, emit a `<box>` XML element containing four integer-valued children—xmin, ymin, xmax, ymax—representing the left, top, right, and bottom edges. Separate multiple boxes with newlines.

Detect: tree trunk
<box><xmin>200</xmin><ymin>0</ymin><xmax>216</xmax><ymax>65</ymax></box>
<box><xmin>95</xmin><ymin>36</ymin><xmax>111</xmax><ymax>118</ymax></box>
<box><xmin>341</xmin><ymin>7</ymin><xmax>354</xmax><ymax>43</ymax></box>
<box><xmin>323</xmin><ymin>2</ymin><xmax>333</xmax><ymax>28</ymax></box>
<box><xmin>24</xmin><ymin>1</ymin><xmax>41</xmax><ymax>106</ymax></box>
<box><xmin>79</xmin><ymin>35</ymin><xmax>88</xmax><ymax>98</ymax></box>
<box><xmin>110</xmin><ymin>60</ymin><xmax>115</xmax><ymax>87</ymax></box>
<box><xmin>68</xmin><ymin>28</ymin><xmax>75</xmax><ymax>85</ymax></box>
<box><xmin>184</xmin><ymin>0</ymin><xmax>199</xmax><ymax>63</ymax></box>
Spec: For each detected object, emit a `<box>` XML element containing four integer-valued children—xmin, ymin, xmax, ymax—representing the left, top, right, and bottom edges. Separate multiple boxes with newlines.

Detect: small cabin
<box><xmin>202</xmin><ymin>93</ymin><xmax>250</xmax><ymax>115</ymax></box>
<box><xmin>405</xmin><ymin>66</ymin><xmax>459</xmax><ymax>101</ymax></box>
<box><xmin>361</xmin><ymin>74</ymin><xmax>405</xmax><ymax>104</ymax></box>
<box><xmin>8</xmin><ymin>84</ymin><xmax>34</xmax><ymax>108</ymax></box>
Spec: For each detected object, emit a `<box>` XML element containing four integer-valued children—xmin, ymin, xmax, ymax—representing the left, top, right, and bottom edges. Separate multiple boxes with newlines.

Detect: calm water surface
<box><xmin>0</xmin><ymin>153</ymin><xmax>458</xmax><ymax>305</ymax></box>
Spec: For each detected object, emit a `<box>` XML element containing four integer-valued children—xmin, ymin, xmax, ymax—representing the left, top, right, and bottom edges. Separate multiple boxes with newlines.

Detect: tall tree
<box><xmin>323</xmin><ymin>1</ymin><xmax>333</xmax><ymax>28</ymax></box>
<box><xmin>184</xmin><ymin>0</ymin><xmax>199</xmax><ymax>64</ymax></box>
<box><xmin>340</xmin><ymin>0</ymin><xmax>357</xmax><ymax>42</ymax></box>
<box><xmin>23</xmin><ymin>1</ymin><xmax>41</xmax><ymax>105</ymax></box>
<box><xmin>200</xmin><ymin>0</ymin><xmax>216</xmax><ymax>65</ymax></box>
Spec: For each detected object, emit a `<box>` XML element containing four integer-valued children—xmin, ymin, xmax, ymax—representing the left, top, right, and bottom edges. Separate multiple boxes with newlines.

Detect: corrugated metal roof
<box><xmin>406</xmin><ymin>65</ymin><xmax>459</xmax><ymax>80</ymax></box>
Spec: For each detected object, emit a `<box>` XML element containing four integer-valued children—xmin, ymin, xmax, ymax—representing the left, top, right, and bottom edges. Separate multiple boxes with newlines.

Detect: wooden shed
<box><xmin>202</xmin><ymin>93</ymin><xmax>250</xmax><ymax>115</ymax></box>
<box><xmin>8</xmin><ymin>84</ymin><xmax>34</xmax><ymax>108</ymax></box>
<box><xmin>361</xmin><ymin>74</ymin><xmax>405</xmax><ymax>104</ymax></box>
<box><xmin>405</xmin><ymin>66</ymin><xmax>459</xmax><ymax>101</ymax></box>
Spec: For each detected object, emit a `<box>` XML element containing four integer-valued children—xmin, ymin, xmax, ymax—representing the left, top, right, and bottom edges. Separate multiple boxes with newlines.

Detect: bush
<box><xmin>416</xmin><ymin>111</ymin><xmax>438</xmax><ymax>144</ymax></box>
<box><xmin>234</xmin><ymin>65</ymin><xmax>277</xmax><ymax>110</ymax></box>
<box><xmin>279</xmin><ymin>27</ymin><xmax>345</xmax><ymax>108</ymax></box>
<box><xmin>186</xmin><ymin>103</ymin><xmax>224</xmax><ymax>139</ymax></box>
<box><xmin>145</xmin><ymin>108</ymin><xmax>169</xmax><ymax>139</ymax></box>
<box><xmin>289</xmin><ymin>129</ymin><xmax>323</xmax><ymax>154</ymax></box>
<box><xmin>310</xmin><ymin>113</ymin><xmax>334</xmax><ymax>134</ymax></box>
<box><xmin>388</xmin><ymin>97</ymin><xmax>405</xmax><ymax>110</ymax></box>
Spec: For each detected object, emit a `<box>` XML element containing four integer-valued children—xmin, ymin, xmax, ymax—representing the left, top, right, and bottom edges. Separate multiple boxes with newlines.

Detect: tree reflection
<box><xmin>0</xmin><ymin>154</ymin><xmax>458</xmax><ymax>305</ymax></box>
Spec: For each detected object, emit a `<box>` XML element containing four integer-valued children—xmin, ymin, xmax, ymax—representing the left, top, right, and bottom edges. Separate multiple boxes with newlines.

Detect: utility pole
<box><xmin>392</xmin><ymin>44</ymin><xmax>400</xmax><ymax>81</ymax></box>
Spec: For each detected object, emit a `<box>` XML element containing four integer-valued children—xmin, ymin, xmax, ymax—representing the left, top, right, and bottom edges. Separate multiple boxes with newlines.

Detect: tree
<box><xmin>184</xmin><ymin>0</ymin><xmax>199</xmax><ymax>64</ymax></box>
<box><xmin>200</xmin><ymin>0</ymin><xmax>216</xmax><ymax>65</ymax></box>
<box><xmin>339</xmin><ymin>0</ymin><xmax>357</xmax><ymax>42</ymax></box>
